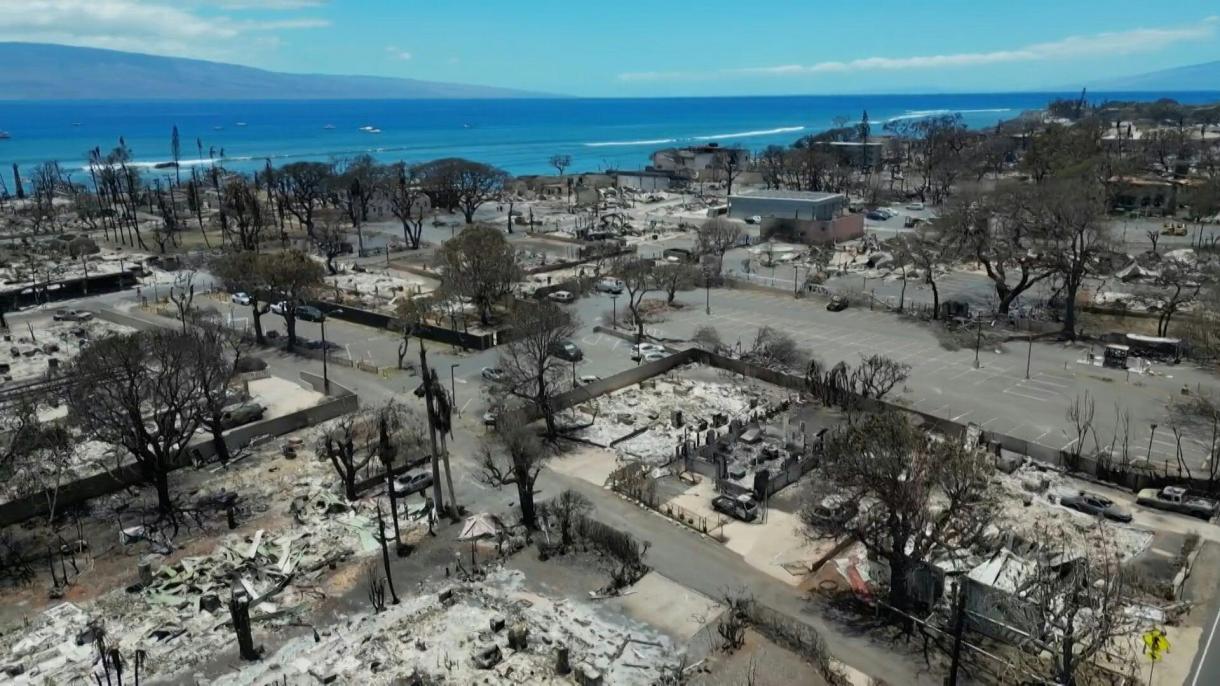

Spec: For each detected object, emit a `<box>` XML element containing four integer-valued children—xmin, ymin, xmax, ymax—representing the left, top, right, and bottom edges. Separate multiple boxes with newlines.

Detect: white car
<box><xmin>269</xmin><ymin>301</ymin><xmax>289</xmax><ymax>315</ymax></box>
<box><xmin>642</xmin><ymin>351</ymin><xmax>668</xmax><ymax>363</ymax></box>
<box><xmin>630</xmin><ymin>343</ymin><xmax>666</xmax><ymax>360</ymax></box>
<box><xmin>906</xmin><ymin>202</ymin><xmax>925</xmax><ymax>211</ymax></box>
<box><xmin>231</xmin><ymin>292</ymin><xmax>252</xmax><ymax>305</ymax></box>
<box><xmin>548</xmin><ymin>290</ymin><xmax>575</xmax><ymax>303</ymax></box>
<box><xmin>745</xmin><ymin>215</ymin><xmax>762</xmax><ymax>224</ymax></box>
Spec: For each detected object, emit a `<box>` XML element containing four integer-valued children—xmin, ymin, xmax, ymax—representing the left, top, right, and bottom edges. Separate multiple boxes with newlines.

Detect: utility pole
<box><xmin>947</xmin><ymin>584</ymin><xmax>967</xmax><ymax>686</ymax></box>
<box><xmin>418</xmin><ymin>340</ymin><xmax>445</xmax><ymax>516</ymax></box>
<box><xmin>973</xmin><ymin>320</ymin><xmax>982</xmax><ymax>369</ymax></box>
<box><xmin>1025</xmin><ymin>335</ymin><xmax>1033</xmax><ymax>379</ymax></box>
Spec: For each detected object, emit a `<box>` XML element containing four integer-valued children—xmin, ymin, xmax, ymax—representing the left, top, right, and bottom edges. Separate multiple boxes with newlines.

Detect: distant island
<box><xmin>1081</xmin><ymin>60</ymin><xmax>1220</xmax><ymax>92</ymax></box>
<box><xmin>0</xmin><ymin>42</ymin><xmax>556</xmax><ymax>101</ymax></box>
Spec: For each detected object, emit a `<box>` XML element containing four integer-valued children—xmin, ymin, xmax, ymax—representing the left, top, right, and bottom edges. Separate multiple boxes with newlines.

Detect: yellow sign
<box><xmin>1143</xmin><ymin>628</ymin><xmax>1170</xmax><ymax>661</ymax></box>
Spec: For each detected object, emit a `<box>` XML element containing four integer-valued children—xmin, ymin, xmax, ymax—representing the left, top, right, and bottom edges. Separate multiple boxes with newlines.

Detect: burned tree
<box><xmin>497</xmin><ymin>302</ymin><xmax>578</xmax><ymax>438</ymax></box>
<box><xmin>800</xmin><ymin>410</ymin><xmax>996</xmax><ymax>619</ymax></box>
<box><xmin>221</xmin><ymin>178</ymin><xmax>269</xmax><ymax>252</ymax></box>
<box><xmin>280</xmin><ymin>161</ymin><xmax>333</xmax><ymax>236</ymax></box>
<box><xmin>549</xmin><ymin>154</ymin><xmax>572</xmax><ymax>177</ymax></box>
<box><xmin>260</xmin><ymin>249</ymin><xmax>325</xmax><ymax>351</ymax></box>
<box><xmin>434</xmin><ymin>224</ymin><xmax>522</xmax><ymax>325</ymax></box>
<box><xmin>616</xmin><ymin>258</ymin><xmax>658</xmax><ymax>343</ymax></box>
<box><xmin>850</xmin><ymin>354</ymin><xmax>911</xmax><ymax>400</ymax></box>
<box><xmin>189</xmin><ymin>313</ymin><xmax>251</xmax><ymax>467</ymax></box>
<box><xmin>418</xmin><ymin>158</ymin><xmax>508</xmax><ymax>224</ymax></box>
<box><xmin>388</xmin><ymin>162</ymin><xmax>429</xmax><ymax>249</ymax></box>
<box><xmin>653</xmin><ymin>262</ymin><xmax>699</xmax><ymax>305</ymax></box>
<box><xmin>478</xmin><ymin>417</ymin><xmax>549</xmax><ymax>530</ymax></box>
<box><xmin>712</xmin><ymin>147</ymin><xmax>747</xmax><ymax>196</ymax></box>
<box><xmin>317</xmin><ymin>414</ymin><xmax>372</xmax><ymax>501</ymax></box>
<box><xmin>68</xmin><ymin>330</ymin><xmax>213</xmax><ymax>518</ymax></box>
<box><xmin>210</xmin><ymin>251</ymin><xmax>270</xmax><ymax>344</ymax></box>
<box><xmin>696</xmin><ymin>217</ymin><xmax>743</xmax><ymax>273</ymax></box>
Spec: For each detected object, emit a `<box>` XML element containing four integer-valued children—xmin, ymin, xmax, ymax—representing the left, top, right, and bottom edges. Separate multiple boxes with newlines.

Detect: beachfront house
<box><xmin>728</xmin><ymin>189</ymin><xmax>864</xmax><ymax>246</ymax></box>
<box><xmin>610</xmin><ymin>169</ymin><xmax>678</xmax><ymax>192</ymax></box>
<box><xmin>650</xmin><ymin>144</ymin><xmax>748</xmax><ymax>181</ymax></box>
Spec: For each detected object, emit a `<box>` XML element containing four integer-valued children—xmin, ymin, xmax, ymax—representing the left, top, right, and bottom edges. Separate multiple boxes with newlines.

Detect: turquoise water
<box><xmin>1</xmin><ymin>92</ymin><xmax>1217</xmax><ymax>188</ymax></box>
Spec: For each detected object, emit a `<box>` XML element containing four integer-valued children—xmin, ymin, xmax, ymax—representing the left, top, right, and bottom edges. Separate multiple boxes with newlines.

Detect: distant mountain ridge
<box><xmin>0</xmin><ymin>43</ymin><xmax>555</xmax><ymax>100</ymax></box>
<box><xmin>1081</xmin><ymin>61</ymin><xmax>1220</xmax><ymax>92</ymax></box>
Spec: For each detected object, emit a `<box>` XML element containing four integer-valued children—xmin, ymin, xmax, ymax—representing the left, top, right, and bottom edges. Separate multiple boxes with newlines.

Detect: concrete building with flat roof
<box><xmin>728</xmin><ymin>189</ymin><xmax>863</xmax><ymax>246</ymax></box>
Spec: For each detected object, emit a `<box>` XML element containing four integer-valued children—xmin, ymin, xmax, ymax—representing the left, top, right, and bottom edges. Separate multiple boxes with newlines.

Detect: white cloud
<box><xmin>0</xmin><ymin>0</ymin><xmax>328</xmax><ymax>60</ymax></box>
<box><xmin>385</xmin><ymin>46</ymin><xmax>412</xmax><ymax>61</ymax></box>
<box><xmin>619</xmin><ymin>21</ymin><xmax>1216</xmax><ymax>81</ymax></box>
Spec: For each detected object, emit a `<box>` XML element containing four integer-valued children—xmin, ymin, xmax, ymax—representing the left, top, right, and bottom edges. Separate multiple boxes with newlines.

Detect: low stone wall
<box><xmin>0</xmin><ymin>374</ymin><xmax>359</xmax><ymax>526</ymax></box>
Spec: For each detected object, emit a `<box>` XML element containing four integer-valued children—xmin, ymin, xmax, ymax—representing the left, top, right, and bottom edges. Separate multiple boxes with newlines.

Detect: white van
<box><xmin>596</xmin><ymin>278</ymin><xmax>624</xmax><ymax>294</ymax></box>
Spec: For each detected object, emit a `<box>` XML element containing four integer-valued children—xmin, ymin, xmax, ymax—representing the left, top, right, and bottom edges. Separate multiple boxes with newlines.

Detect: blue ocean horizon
<box><xmin>2</xmin><ymin>92</ymin><xmax>1218</xmax><ymax>188</ymax></box>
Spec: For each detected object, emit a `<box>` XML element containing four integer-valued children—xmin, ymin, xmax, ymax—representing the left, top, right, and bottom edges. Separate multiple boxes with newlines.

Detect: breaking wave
<box><xmin>881</xmin><ymin>108</ymin><xmax>1012</xmax><ymax>123</ymax></box>
<box><xmin>584</xmin><ymin>138</ymin><xmax>678</xmax><ymax>147</ymax></box>
<box><xmin>692</xmin><ymin>126</ymin><xmax>805</xmax><ymax>140</ymax></box>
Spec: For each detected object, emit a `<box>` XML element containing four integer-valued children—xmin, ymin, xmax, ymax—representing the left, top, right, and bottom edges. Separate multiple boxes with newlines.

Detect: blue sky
<box><xmin>1</xmin><ymin>1</ymin><xmax>1218</xmax><ymax>96</ymax></box>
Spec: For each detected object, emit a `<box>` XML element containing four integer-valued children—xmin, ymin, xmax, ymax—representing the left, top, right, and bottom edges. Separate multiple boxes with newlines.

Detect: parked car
<box><xmin>745</xmin><ymin>215</ymin><xmax>762</xmax><ymax>225</ymax></box>
<box><xmin>550</xmin><ymin>339</ymin><xmax>583</xmax><ymax>361</ymax></box>
<box><xmin>392</xmin><ymin>471</ymin><xmax>433</xmax><ymax>497</ymax></box>
<box><xmin>595</xmin><ymin>279</ymin><xmax>624</xmax><ymax>295</ymax></box>
<box><xmin>52</xmin><ymin>309</ymin><xmax>93</xmax><ymax>322</ymax></box>
<box><xmin>482</xmin><ymin>411</ymin><xmax>498</xmax><ymax>427</ymax></box>
<box><xmin>826</xmin><ymin>295</ymin><xmax>848</xmax><ymax>312</ymax></box>
<box><xmin>231</xmin><ymin>292</ymin><xmax>253</xmax><ymax>306</ymax></box>
<box><xmin>806</xmin><ymin>495</ymin><xmax>858</xmax><ymax>527</ymax></box>
<box><xmin>630</xmin><ymin>342</ymin><xmax>666</xmax><ymax>360</ymax></box>
<box><xmin>269</xmin><ymin>301</ymin><xmax>289</xmax><ymax>315</ymax></box>
<box><xmin>548</xmin><ymin>290</ymin><xmax>575</xmax><ymax>303</ymax></box>
<box><xmin>219</xmin><ymin>402</ymin><xmax>265</xmax><ymax>429</ymax></box>
<box><xmin>712</xmin><ymin>494</ymin><xmax>759</xmax><ymax>522</ymax></box>
<box><xmin>906</xmin><ymin>202</ymin><xmax>925</xmax><ymax>211</ymax></box>
<box><xmin>481</xmin><ymin>367</ymin><xmax>506</xmax><ymax>382</ymax></box>
<box><xmin>303</xmin><ymin>338</ymin><xmax>339</xmax><ymax>351</ymax></box>
<box><xmin>865</xmin><ymin>211</ymin><xmax>888</xmax><ymax>221</ymax></box>
<box><xmin>296</xmin><ymin>305</ymin><xmax>324</xmax><ymax>322</ymax></box>
<box><xmin>642</xmin><ymin>351</ymin><xmax>667</xmax><ymax>363</ymax></box>
<box><xmin>578</xmin><ymin>374</ymin><xmax>602</xmax><ymax>385</ymax></box>
<box><xmin>1059</xmin><ymin>491</ymin><xmax>1133</xmax><ymax>523</ymax></box>
<box><xmin>1137</xmin><ymin>486</ymin><xmax>1219</xmax><ymax>519</ymax></box>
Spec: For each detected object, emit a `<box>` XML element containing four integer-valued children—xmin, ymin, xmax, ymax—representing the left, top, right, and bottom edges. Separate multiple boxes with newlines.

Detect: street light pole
<box><xmin>1148</xmin><ymin>424</ymin><xmax>1158</xmax><ymax>462</ymax></box>
<box><xmin>611</xmin><ymin>293</ymin><xmax>618</xmax><ymax>329</ymax></box>
<box><xmin>1025</xmin><ymin>336</ymin><xmax>1033</xmax><ymax>379</ymax></box>
<box><xmin>704</xmin><ymin>268</ymin><xmax>712</xmax><ymax>315</ymax></box>
<box><xmin>793</xmin><ymin>265</ymin><xmax>800</xmax><ymax>298</ymax></box>
<box><xmin>320</xmin><ymin>314</ymin><xmax>329</xmax><ymax>395</ymax></box>
<box><xmin>973</xmin><ymin>320</ymin><xmax>982</xmax><ymax>369</ymax></box>
<box><xmin>450</xmin><ymin>364</ymin><xmax>459</xmax><ymax>416</ymax></box>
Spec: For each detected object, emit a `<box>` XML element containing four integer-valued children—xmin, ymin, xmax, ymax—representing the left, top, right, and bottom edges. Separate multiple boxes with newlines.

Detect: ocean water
<box><xmin>1</xmin><ymin>92</ymin><xmax>1218</xmax><ymax>187</ymax></box>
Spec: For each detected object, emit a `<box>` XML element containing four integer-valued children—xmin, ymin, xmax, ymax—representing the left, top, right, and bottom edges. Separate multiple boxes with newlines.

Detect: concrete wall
<box><xmin>729</xmin><ymin>195</ymin><xmax>848</xmax><ymax>222</ymax></box>
<box><xmin>762</xmin><ymin>214</ymin><xmax>865</xmax><ymax>246</ymax></box>
<box><xmin>0</xmin><ymin>375</ymin><xmax>359</xmax><ymax>526</ymax></box>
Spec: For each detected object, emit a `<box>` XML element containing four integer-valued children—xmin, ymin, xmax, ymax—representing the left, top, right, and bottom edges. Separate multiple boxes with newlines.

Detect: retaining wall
<box><xmin>0</xmin><ymin>374</ymin><xmax>359</xmax><ymax>526</ymax></box>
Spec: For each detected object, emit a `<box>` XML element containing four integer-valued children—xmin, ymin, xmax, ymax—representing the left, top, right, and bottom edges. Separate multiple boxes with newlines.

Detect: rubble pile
<box><xmin>0</xmin><ymin>477</ymin><xmax>405</xmax><ymax>683</ymax></box>
<box><xmin>325</xmin><ymin>268</ymin><xmax>433</xmax><ymax>312</ymax></box>
<box><xmin>570</xmin><ymin>376</ymin><xmax>786</xmax><ymax>465</ymax></box>
<box><xmin>213</xmin><ymin>568</ymin><xmax>679</xmax><ymax>686</ymax></box>
<box><xmin>2</xmin><ymin>317</ymin><xmax>134</xmax><ymax>384</ymax></box>
<box><xmin>992</xmin><ymin>462</ymin><xmax>1154</xmax><ymax>561</ymax></box>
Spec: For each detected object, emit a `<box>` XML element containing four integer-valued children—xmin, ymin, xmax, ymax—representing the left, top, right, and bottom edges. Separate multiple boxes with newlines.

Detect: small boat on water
<box><xmin>235</xmin><ymin>122</ymin><xmax>248</xmax><ymax>127</ymax></box>
<box><xmin>71</xmin><ymin>122</ymin><xmax>81</xmax><ymax>127</ymax></box>
<box><xmin>323</xmin><ymin>124</ymin><xmax>336</xmax><ymax>130</ymax></box>
<box><xmin>0</xmin><ymin>131</ymin><xmax>10</xmax><ymax>140</ymax></box>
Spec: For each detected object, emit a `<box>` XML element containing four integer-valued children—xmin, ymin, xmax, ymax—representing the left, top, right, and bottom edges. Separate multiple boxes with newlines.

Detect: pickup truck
<box><xmin>1136</xmin><ymin>486</ymin><xmax>1218</xmax><ymax>520</ymax></box>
